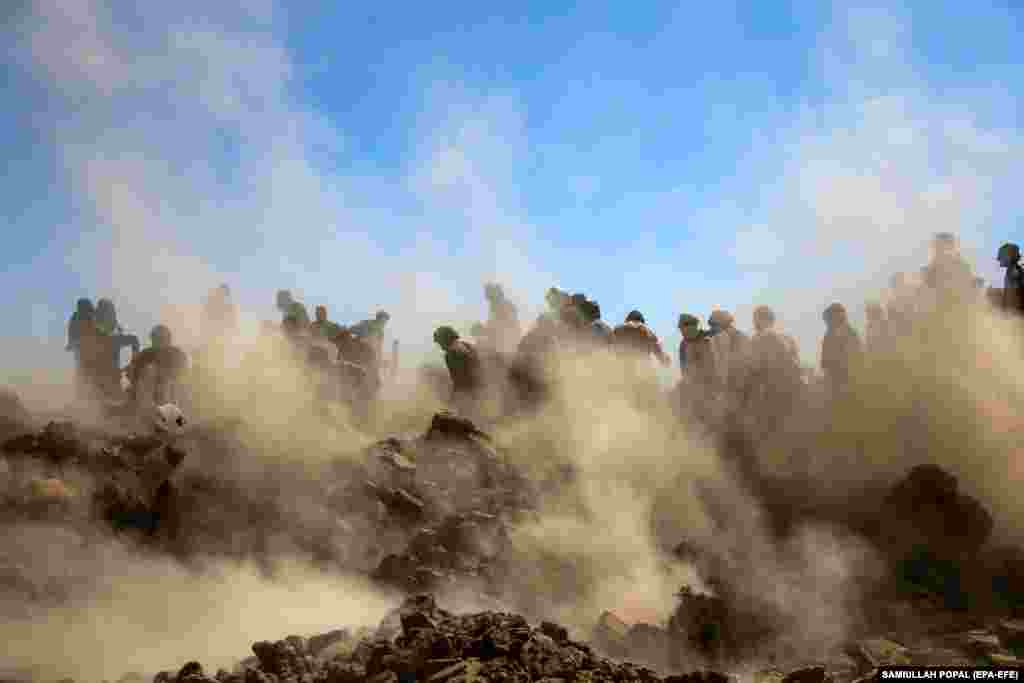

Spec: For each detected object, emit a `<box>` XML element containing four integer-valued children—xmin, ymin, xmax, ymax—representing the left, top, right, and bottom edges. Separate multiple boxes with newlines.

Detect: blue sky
<box><xmin>3</xmin><ymin>0</ymin><xmax>1024</xmax><ymax>379</ymax></box>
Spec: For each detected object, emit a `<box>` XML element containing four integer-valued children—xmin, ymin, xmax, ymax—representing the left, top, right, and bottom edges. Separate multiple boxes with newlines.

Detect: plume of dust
<box><xmin>0</xmin><ymin>525</ymin><xmax>395</xmax><ymax>683</ymax></box>
<box><xmin>488</xmin><ymin>348</ymin><xmax>723</xmax><ymax>634</ymax></box>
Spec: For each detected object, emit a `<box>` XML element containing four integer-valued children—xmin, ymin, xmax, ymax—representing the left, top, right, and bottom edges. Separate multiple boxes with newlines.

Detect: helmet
<box><xmin>709</xmin><ymin>310</ymin><xmax>734</xmax><ymax>327</ymax></box>
<box><xmin>678</xmin><ymin>313</ymin><xmax>699</xmax><ymax>329</ymax></box>
<box><xmin>276</xmin><ymin>290</ymin><xmax>293</xmax><ymax>308</ymax></box>
<box><xmin>433</xmin><ymin>325</ymin><xmax>459</xmax><ymax>347</ymax></box>
<box><xmin>625</xmin><ymin>310</ymin><xmax>645</xmax><ymax>324</ymax></box>
<box><xmin>753</xmin><ymin>306</ymin><xmax>776</xmax><ymax>327</ymax></box>
<box><xmin>76</xmin><ymin>298</ymin><xmax>94</xmax><ymax>315</ymax></box>
<box><xmin>823</xmin><ymin>303</ymin><xmax>847</xmax><ymax>325</ymax></box>
<box><xmin>375</xmin><ymin>310</ymin><xmax>390</xmax><ymax>323</ymax></box>
<box><xmin>545</xmin><ymin>287</ymin><xmax>569</xmax><ymax>308</ymax></box>
<box><xmin>151</xmin><ymin>324</ymin><xmax>172</xmax><ymax>347</ymax></box>
<box><xmin>999</xmin><ymin>243</ymin><xmax>1020</xmax><ymax>263</ymax></box>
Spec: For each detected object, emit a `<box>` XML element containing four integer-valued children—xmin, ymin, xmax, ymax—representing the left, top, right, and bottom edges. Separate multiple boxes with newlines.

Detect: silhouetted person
<box><xmin>310</xmin><ymin>305</ymin><xmax>343</xmax><ymax>341</ymax></box>
<box><xmin>821</xmin><ymin>303</ymin><xmax>862</xmax><ymax>396</ymax></box>
<box><xmin>922</xmin><ymin>232</ymin><xmax>975</xmax><ymax>308</ymax></box>
<box><xmin>483</xmin><ymin>283</ymin><xmax>521</xmax><ymax>353</ymax></box>
<box><xmin>864</xmin><ymin>301</ymin><xmax>889</xmax><ymax>354</ymax></box>
<box><xmin>678</xmin><ymin>313</ymin><xmax>719</xmax><ymax>395</ymax></box>
<box><xmin>67</xmin><ymin>298</ymin><xmax>95</xmax><ymax>358</ymax></box>
<box><xmin>276</xmin><ymin>290</ymin><xmax>310</xmax><ymax>327</ymax></box>
<box><xmin>127</xmin><ymin>325</ymin><xmax>189</xmax><ymax>408</ymax></box>
<box><xmin>94</xmin><ymin>299</ymin><xmax>139</xmax><ymax>397</ymax></box>
<box><xmin>203</xmin><ymin>284</ymin><xmax>238</xmax><ymax>338</ymax></box>
<box><xmin>611</xmin><ymin>311</ymin><xmax>670</xmax><ymax>366</ymax></box>
<box><xmin>998</xmin><ymin>243</ymin><xmax>1024</xmax><ymax>315</ymax></box>
<box><xmin>744</xmin><ymin>306</ymin><xmax>801</xmax><ymax>430</ymax></box>
<box><xmin>434</xmin><ymin>326</ymin><xmax>484</xmax><ymax>407</ymax></box>
<box><xmin>707</xmin><ymin>310</ymin><xmax>748</xmax><ymax>394</ymax></box>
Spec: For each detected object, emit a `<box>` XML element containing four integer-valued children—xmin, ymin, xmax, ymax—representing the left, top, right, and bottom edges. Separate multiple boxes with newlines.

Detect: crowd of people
<box><xmin>63</xmin><ymin>233</ymin><xmax>1024</xmax><ymax>430</ymax></box>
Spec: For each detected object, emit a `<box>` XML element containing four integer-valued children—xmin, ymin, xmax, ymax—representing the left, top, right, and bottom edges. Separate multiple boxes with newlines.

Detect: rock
<box><xmin>308</xmin><ymin>630</ymin><xmax>350</xmax><ymax>658</ymax></box>
<box><xmin>400</xmin><ymin>611</ymin><xmax>436</xmax><ymax>634</ymax></box>
<box><xmin>782</xmin><ymin>666</ymin><xmax>830</xmax><ymax>683</ymax></box>
<box><xmin>324</xmin><ymin>661</ymin><xmax>365</xmax><ymax>683</ymax></box>
<box><xmin>858</xmin><ymin>638</ymin><xmax>911</xmax><ymax>667</ymax></box>
<box><xmin>540</xmin><ymin>621</ymin><xmax>569</xmax><ymax>645</ymax></box>
<box><xmin>958</xmin><ymin>630</ymin><xmax>1002</xmax><ymax>656</ymax></box>
<box><xmin>520</xmin><ymin>633</ymin><xmax>582</xmax><ymax>679</ymax></box>
<box><xmin>997</xmin><ymin>619</ymin><xmax>1024</xmax><ymax>649</ymax></box>
<box><xmin>425</xmin><ymin>661</ymin><xmax>466</xmax><ymax>682</ymax></box>
<box><xmin>177</xmin><ymin>662</ymin><xmax>205</xmax><ymax>680</ymax></box>
<box><xmin>665</xmin><ymin>672</ymin><xmax>731</xmax><ymax>683</ymax></box>
<box><xmin>426</xmin><ymin>412</ymin><xmax>489</xmax><ymax>442</ymax></box>
<box><xmin>752</xmin><ymin>669</ymin><xmax>786</xmax><ymax>683</ymax></box>
<box><xmin>987</xmin><ymin>653</ymin><xmax>1024</xmax><ymax>667</ymax></box>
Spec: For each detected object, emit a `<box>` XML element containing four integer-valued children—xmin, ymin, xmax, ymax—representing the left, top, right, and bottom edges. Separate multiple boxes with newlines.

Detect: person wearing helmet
<box><xmin>483</xmin><ymin>282</ymin><xmax>521</xmax><ymax>353</ymax></box>
<box><xmin>311</xmin><ymin>305</ymin><xmax>344</xmax><ymax>341</ymax></box>
<box><xmin>127</xmin><ymin>325</ymin><xmax>189</xmax><ymax>408</ymax></box>
<box><xmin>612</xmin><ymin>311</ymin><xmax>670</xmax><ymax>366</ymax></box>
<box><xmin>998</xmin><ymin>243</ymin><xmax>1024</xmax><ymax>314</ymax></box>
<box><xmin>678</xmin><ymin>313</ymin><xmax>718</xmax><ymax>389</ymax></box>
<box><xmin>203</xmin><ymin>284</ymin><xmax>238</xmax><ymax>338</ymax></box>
<box><xmin>68</xmin><ymin>298</ymin><xmax>105</xmax><ymax>397</ymax></box>
<box><xmin>434</xmin><ymin>325</ymin><xmax>483</xmax><ymax>405</ymax></box>
<box><xmin>276</xmin><ymin>290</ymin><xmax>310</xmax><ymax>328</ymax></box>
<box><xmin>349</xmin><ymin>310</ymin><xmax>391</xmax><ymax>380</ymax></box>
<box><xmin>820</xmin><ymin>303</ymin><xmax>863</xmax><ymax>395</ymax></box>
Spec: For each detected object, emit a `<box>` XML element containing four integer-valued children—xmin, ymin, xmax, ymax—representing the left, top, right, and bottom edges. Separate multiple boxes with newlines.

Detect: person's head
<box><xmin>932</xmin><ymin>232</ymin><xmax>958</xmax><ymax>259</ymax></box>
<box><xmin>315</xmin><ymin>305</ymin><xmax>327</xmax><ymax>323</ymax></box>
<box><xmin>709</xmin><ymin>309</ymin><xmax>734</xmax><ymax>332</ymax></box>
<box><xmin>753</xmin><ymin>305</ymin><xmax>776</xmax><ymax>332</ymax></box>
<box><xmin>76</xmin><ymin>298</ymin><xmax>95</xmax><ymax>317</ymax></box>
<box><xmin>375</xmin><ymin>310</ymin><xmax>390</xmax><ymax>325</ymax></box>
<box><xmin>96</xmin><ymin>298</ymin><xmax>116</xmax><ymax>322</ymax></box>
<box><xmin>276</xmin><ymin>290</ymin><xmax>293</xmax><ymax>310</ymax></box>
<box><xmin>217</xmin><ymin>284</ymin><xmax>231</xmax><ymax>299</ymax></box>
<box><xmin>625</xmin><ymin>310</ymin><xmax>645</xmax><ymax>324</ymax></box>
<box><xmin>150</xmin><ymin>324</ymin><xmax>172</xmax><ymax>348</ymax></box>
<box><xmin>998</xmin><ymin>243</ymin><xmax>1021</xmax><ymax>268</ymax></box>
<box><xmin>865</xmin><ymin>301</ymin><xmax>884</xmax><ymax>322</ymax></box>
<box><xmin>484</xmin><ymin>283</ymin><xmax>504</xmax><ymax>303</ymax></box>
<box><xmin>545</xmin><ymin>287</ymin><xmax>569</xmax><ymax>311</ymax></box>
<box><xmin>678</xmin><ymin>313</ymin><xmax>700</xmax><ymax>340</ymax></box>
<box><xmin>823</xmin><ymin>303</ymin><xmax>847</xmax><ymax>328</ymax></box>
<box><xmin>433</xmin><ymin>325</ymin><xmax>459</xmax><ymax>350</ymax></box>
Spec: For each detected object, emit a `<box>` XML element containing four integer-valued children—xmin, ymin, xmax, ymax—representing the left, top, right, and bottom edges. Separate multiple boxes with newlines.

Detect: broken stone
<box><xmin>858</xmin><ymin>638</ymin><xmax>911</xmax><ymax>667</ymax></box>
<box><xmin>781</xmin><ymin>666</ymin><xmax>830</xmax><ymax>683</ymax></box>
<box><xmin>540</xmin><ymin>621</ymin><xmax>569</xmax><ymax>645</ymax></box>
<box><xmin>958</xmin><ymin>630</ymin><xmax>1002</xmax><ymax>656</ymax></box>
<box><xmin>308</xmin><ymin>630</ymin><xmax>350</xmax><ymax>659</ymax></box>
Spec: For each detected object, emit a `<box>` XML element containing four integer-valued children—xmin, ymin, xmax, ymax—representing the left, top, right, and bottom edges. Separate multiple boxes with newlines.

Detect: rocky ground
<box><xmin>0</xmin><ymin>389</ymin><xmax>1023</xmax><ymax>682</ymax></box>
